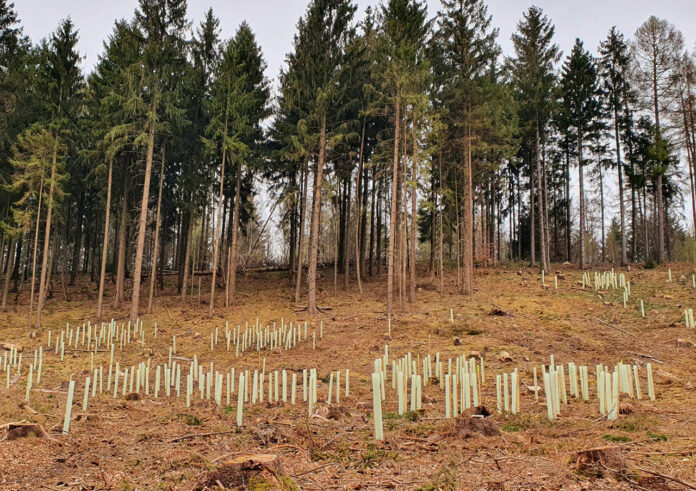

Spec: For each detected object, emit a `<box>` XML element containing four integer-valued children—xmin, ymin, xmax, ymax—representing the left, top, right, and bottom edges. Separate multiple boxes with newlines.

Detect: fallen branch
<box><xmin>167</xmin><ymin>429</ymin><xmax>237</xmax><ymax>443</ymax></box>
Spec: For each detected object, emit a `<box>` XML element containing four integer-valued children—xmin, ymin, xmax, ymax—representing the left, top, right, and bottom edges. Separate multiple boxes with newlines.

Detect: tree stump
<box><xmin>572</xmin><ymin>446</ymin><xmax>626</xmax><ymax>477</ymax></box>
<box><xmin>2</xmin><ymin>423</ymin><xmax>53</xmax><ymax>442</ymax></box>
<box><xmin>198</xmin><ymin>454</ymin><xmax>292</xmax><ymax>489</ymax></box>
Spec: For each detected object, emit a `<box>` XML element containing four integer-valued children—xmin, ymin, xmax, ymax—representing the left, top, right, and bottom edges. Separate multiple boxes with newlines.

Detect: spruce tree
<box><xmin>130</xmin><ymin>0</ymin><xmax>188</xmax><ymax>324</ymax></box>
<box><xmin>32</xmin><ymin>18</ymin><xmax>83</xmax><ymax>329</ymax></box>
<box><xmin>599</xmin><ymin>27</ymin><xmax>631</xmax><ymax>266</ymax></box>
<box><xmin>509</xmin><ymin>6</ymin><xmax>559</xmax><ymax>272</ymax></box>
<box><xmin>432</xmin><ymin>0</ymin><xmax>500</xmax><ymax>293</ymax></box>
<box><xmin>285</xmin><ymin>0</ymin><xmax>356</xmax><ymax>314</ymax></box>
<box><xmin>379</xmin><ymin>0</ymin><xmax>429</xmax><ymax>316</ymax></box>
<box><xmin>206</xmin><ymin>21</ymin><xmax>269</xmax><ymax>314</ymax></box>
<box><xmin>559</xmin><ymin>39</ymin><xmax>601</xmax><ymax>269</ymax></box>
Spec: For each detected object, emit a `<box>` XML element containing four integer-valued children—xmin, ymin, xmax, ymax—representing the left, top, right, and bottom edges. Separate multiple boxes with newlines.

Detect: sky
<box><xmin>14</xmin><ymin>0</ymin><xmax>696</xmax><ymax>84</ymax></box>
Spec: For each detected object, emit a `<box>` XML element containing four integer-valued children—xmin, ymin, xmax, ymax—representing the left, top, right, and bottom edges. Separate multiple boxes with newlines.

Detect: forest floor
<box><xmin>1</xmin><ymin>263</ymin><xmax>696</xmax><ymax>490</ymax></box>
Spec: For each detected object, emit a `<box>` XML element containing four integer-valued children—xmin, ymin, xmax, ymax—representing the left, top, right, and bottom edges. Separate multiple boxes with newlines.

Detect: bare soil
<box><xmin>1</xmin><ymin>264</ymin><xmax>695</xmax><ymax>490</ymax></box>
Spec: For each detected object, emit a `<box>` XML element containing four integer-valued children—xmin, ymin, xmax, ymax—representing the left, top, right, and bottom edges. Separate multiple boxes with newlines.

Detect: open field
<box><xmin>1</xmin><ymin>264</ymin><xmax>695</xmax><ymax>490</ymax></box>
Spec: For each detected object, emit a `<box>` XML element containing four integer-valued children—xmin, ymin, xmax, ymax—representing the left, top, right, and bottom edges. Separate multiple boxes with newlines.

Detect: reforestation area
<box><xmin>1</xmin><ymin>0</ymin><xmax>696</xmax><ymax>489</ymax></box>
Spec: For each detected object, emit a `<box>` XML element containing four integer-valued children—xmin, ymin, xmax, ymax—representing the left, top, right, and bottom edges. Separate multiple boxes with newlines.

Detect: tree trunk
<box><xmin>642</xmin><ymin>173</ymin><xmax>649</xmax><ymax>259</ymax></box>
<box><xmin>565</xmin><ymin>145</ymin><xmax>572</xmax><ymax>262</ymax></box>
<box><xmin>599</xmin><ymin>158</ymin><xmax>605</xmax><ymax>263</ymax></box>
<box><xmin>113</xmin><ymin>176</ymin><xmax>128</xmax><ymax>308</ymax></box>
<box><xmin>2</xmin><ymin>236</ymin><xmax>16</xmax><ymax>311</ymax></box>
<box><xmin>159</xmin><ymin>214</ymin><xmax>166</xmax><ymax>291</ymax></box>
<box><xmin>535</xmin><ymin>125</ymin><xmax>547</xmax><ymax>273</ymax></box>
<box><xmin>343</xmin><ymin>176</ymin><xmax>351</xmax><ymax>290</ymax></box>
<box><xmin>429</xmin><ymin>164</ymin><xmax>435</xmax><ymax>275</ymax></box>
<box><xmin>354</xmin><ymin>119</ymin><xmax>365</xmax><ymax>293</ymax></box>
<box><xmin>454</xmin><ymin>171</ymin><xmax>460</xmax><ymax>287</ymax></box>
<box><xmin>294</xmin><ymin>160</ymin><xmax>308</xmax><ymax>304</ymax></box>
<box><xmin>530</xmin><ymin>162</ymin><xmax>536</xmax><ymax>268</ymax></box>
<box><xmin>198</xmin><ymin>204</ymin><xmax>208</xmax><ymax>272</ymax></box>
<box><xmin>227</xmin><ymin>159</ymin><xmax>242</xmax><ymax>306</ymax></box>
<box><xmin>542</xmin><ymin>144</ymin><xmax>551</xmax><ymax>267</ymax></box>
<box><xmin>681</xmin><ymin>98</ymin><xmax>696</xmax><ymax>236</ymax></box>
<box><xmin>130</xmin><ymin>107</ymin><xmax>157</xmax><ymax>326</ymax></box>
<box><xmin>689</xmin><ymin>94</ymin><xmax>696</xmax><ymax>237</ymax></box>
<box><xmin>359</xmin><ymin>155</ymin><xmax>369</xmax><ymax>278</ymax></box>
<box><xmin>209</xmin><ymin>141</ymin><xmax>226</xmax><ymax>314</ymax></box>
<box><xmin>28</xmin><ymin>170</ymin><xmax>44</xmax><ymax>328</ymax></box>
<box><xmin>368</xmin><ymin>170</ymin><xmax>376</xmax><ymax>277</ymax></box>
<box><xmin>307</xmin><ymin>112</ymin><xmax>327</xmax><ymax>314</ymax></box>
<box><xmin>517</xmin><ymin>173</ymin><xmax>522</xmax><ymax>260</ymax></box>
<box><xmin>438</xmin><ymin>151</ymin><xmax>444</xmax><ymax>293</ymax></box>
<box><xmin>409</xmin><ymin>129</ymin><xmax>417</xmax><ymax>303</ymax></box>
<box><xmin>333</xmin><ymin>196</ymin><xmax>339</xmax><ymax>296</ymax></box>
<box><xmin>147</xmin><ymin>146</ymin><xmax>165</xmax><ymax>314</ymax></box>
<box><xmin>36</xmin><ymin>137</ymin><xmax>58</xmax><ymax>329</ymax></box>
<box><xmin>387</xmin><ymin>95</ymin><xmax>400</xmax><ymax>317</ymax></box>
<box><xmin>462</xmin><ymin>115</ymin><xmax>474</xmax><ymax>295</ymax></box>
<box><xmin>376</xmin><ymin>177</ymin><xmax>382</xmax><ymax>278</ymax></box>
<box><xmin>96</xmin><ymin>155</ymin><xmax>113</xmax><ymax>321</ymax></box>
<box><xmin>614</xmin><ymin>107</ymin><xmax>628</xmax><ymax>266</ymax></box>
<box><xmin>399</xmin><ymin>151</ymin><xmax>407</xmax><ymax>311</ymax></box>
<box><xmin>288</xmin><ymin>172</ymin><xmax>297</xmax><ymax>283</ymax></box>
<box><xmin>578</xmin><ymin>132</ymin><xmax>586</xmax><ymax>270</ymax></box>
<box><xmin>181</xmin><ymin>214</ymin><xmax>192</xmax><ymax>301</ymax></box>
<box><xmin>69</xmin><ymin>193</ymin><xmax>84</xmax><ymax>286</ymax></box>
<box><xmin>652</xmin><ymin>53</ymin><xmax>665</xmax><ymax>263</ymax></box>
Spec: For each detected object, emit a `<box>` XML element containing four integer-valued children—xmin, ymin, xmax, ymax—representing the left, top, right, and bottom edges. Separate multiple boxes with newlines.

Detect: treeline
<box><xmin>0</xmin><ymin>0</ymin><xmax>695</xmax><ymax>327</ymax></box>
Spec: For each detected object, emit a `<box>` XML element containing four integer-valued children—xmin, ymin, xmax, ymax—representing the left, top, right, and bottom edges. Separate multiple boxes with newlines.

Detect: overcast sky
<box><xmin>14</xmin><ymin>0</ymin><xmax>696</xmax><ymax>85</ymax></box>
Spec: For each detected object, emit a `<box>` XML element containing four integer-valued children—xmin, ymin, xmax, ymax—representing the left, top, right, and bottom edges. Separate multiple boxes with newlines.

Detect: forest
<box><xmin>1</xmin><ymin>0</ymin><xmax>696</xmax><ymax>489</ymax></box>
<box><xmin>0</xmin><ymin>0</ymin><xmax>693</xmax><ymax>325</ymax></box>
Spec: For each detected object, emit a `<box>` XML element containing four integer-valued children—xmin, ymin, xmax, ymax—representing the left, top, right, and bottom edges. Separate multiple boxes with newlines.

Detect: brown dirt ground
<box><xmin>0</xmin><ymin>263</ymin><xmax>695</xmax><ymax>490</ymax></box>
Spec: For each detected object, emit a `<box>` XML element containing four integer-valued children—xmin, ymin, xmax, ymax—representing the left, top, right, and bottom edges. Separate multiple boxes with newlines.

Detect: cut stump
<box><xmin>572</xmin><ymin>446</ymin><xmax>626</xmax><ymax>477</ymax></box>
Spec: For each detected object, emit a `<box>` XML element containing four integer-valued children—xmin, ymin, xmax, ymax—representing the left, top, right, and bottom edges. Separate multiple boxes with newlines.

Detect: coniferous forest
<box><xmin>2</xmin><ymin>0</ymin><xmax>695</xmax><ymax>324</ymax></box>
<box><xmin>2</xmin><ymin>1</ymin><xmax>696</xmax><ymax>488</ymax></box>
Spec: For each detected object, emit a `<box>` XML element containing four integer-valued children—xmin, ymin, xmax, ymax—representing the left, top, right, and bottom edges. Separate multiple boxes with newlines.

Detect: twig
<box><xmin>635</xmin><ymin>466</ymin><xmax>696</xmax><ymax>489</ymax></box>
<box><xmin>19</xmin><ymin>403</ymin><xmax>38</xmax><ymax>414</ymax></box>
<box><xmin>629</xmin><ymin>352</ymin><xmax>664</xmax><ymax>364</ymax></box>
<box><xmin>594</xmin><ymin>317</ymin><xmax>638</xmax><ymax>338</ymax></box>
<box><xmin>0</xmin><ymin>419</ymin><xmax>29</xmax><ymax>429</ymax></box>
